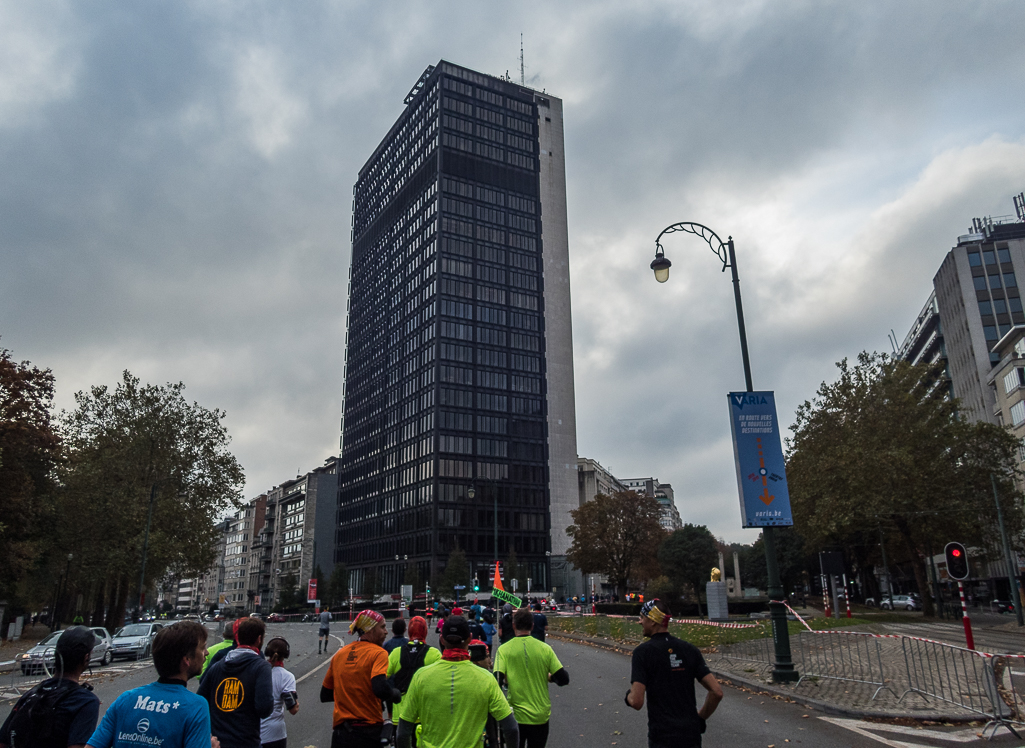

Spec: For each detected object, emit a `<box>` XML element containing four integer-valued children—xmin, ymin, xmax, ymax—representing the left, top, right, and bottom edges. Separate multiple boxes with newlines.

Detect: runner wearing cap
<box><xmin>386</xmin><ymin>616</ymin><xmax>440</xmax><ymax>747</ymax></box>
<box><xmin>321</xmin><ymin>609</ymin><xmax>401</xmax><ymax>748</ymax></box>
<box><xmin>397</xmin><ymin>616</ymin><xmax>518</xmax><ymax>748</ymax></box>
<box><xmin>494</xmin><ymin>608</ymin><xmax>569</xmax><ymax>748</ymax></box>
<box><xmin>0</xmin><ymin>626</ymin><xmax>100</xmax><ymax>748</ymax></box>
<box><xmin>626</xmin><ymin>599</ymin><xmax>722</xmax><ymax>748</ymax></box>
<box><xmin>203</xmin><ymin>622</ymin><xmax>237</xmax><ymax>676</ymax></box>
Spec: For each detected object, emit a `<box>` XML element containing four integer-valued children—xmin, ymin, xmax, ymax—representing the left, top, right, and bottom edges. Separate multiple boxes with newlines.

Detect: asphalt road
<box><xmin>3</xmin><ymin>622</ymin><xmax>1023</xmax><ymax>747</ymax></box>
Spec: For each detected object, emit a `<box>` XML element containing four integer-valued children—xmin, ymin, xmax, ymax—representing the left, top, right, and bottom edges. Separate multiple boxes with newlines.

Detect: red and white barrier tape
<box><xmin>769</xmin><ymin>599</ymin><xmax>1025</xmax><ymax>659</ymax></box>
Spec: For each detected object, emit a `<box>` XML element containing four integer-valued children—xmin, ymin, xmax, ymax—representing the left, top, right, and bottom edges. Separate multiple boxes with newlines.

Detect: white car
<box><xmin>111</xmin><ymin>622</ymin><xmax>164</xmax><ymax>660</ymax></box>
<box><xmin>880</xmin><ymin>595</ymin><xmax>921</xmax><ymax>611</ymax></box>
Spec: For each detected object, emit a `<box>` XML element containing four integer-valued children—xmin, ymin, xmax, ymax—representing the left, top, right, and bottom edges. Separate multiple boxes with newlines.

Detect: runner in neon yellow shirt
<box><xmin>493</xmin><ymin>608</ymin><xmax>570</xmax><ymax>748</ymax></box>
<box><xmin>387</xmin><ymin>616</ymin><xmax>441</xmax><ymax>725</ymax></box>
<box><xmin>397</xmin><ymin>615</ymin><xmax>519</xmax><ymax>748</ymax></box>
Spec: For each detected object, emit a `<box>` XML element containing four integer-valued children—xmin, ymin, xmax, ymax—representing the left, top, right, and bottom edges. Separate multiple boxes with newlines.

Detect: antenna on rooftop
<box><xmin>887</xmin><ymin>329</ymin><xmax>898</xmax><ymax>356</ymax></box>
<box><xmin>520</xmin><ymin>34</ymin><xmax>525</xmax><ymax>85</ymax></box>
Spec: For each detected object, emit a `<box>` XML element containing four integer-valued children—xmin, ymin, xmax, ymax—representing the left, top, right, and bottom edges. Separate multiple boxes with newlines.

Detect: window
<box><xmin>984</xmin><ymin>250</ymin><xmax>997</xmax><ymax>265</ymax></box>
<box><xmin>440</xmin><ymin>411</ymin><xmax>473</xmax><ymax>430</ymax></box>
<box><xmin>999</xmin><ymin>248</ymin><xmax>1012</xmax><ymax>263</ymax></box>
<box><xmin>979</xmin><ymin>300</ymin><xmax>993</xmax><ymax>316</ymax></box>
<box><xmin>440</xmin><ymin>343</ymin><xmax>473</xmax><ymax>362</ymax></box>
<box><xmin>440</xmin><ymin>365</ymin><xmax>472</xmax><ymax>384</ymax></box>
<box><xmin>968</xmin><ymin>251</ymin><xmax>982</xmax><ymax>267</ymax></box>
<box><xmin>440</xmin><ymin>388</ymin><xmax>473</xmax><ymax>407</ymax></box>
<box><xmin>1005</xmin><ymin>273</ymin><xmax>1017</xmax><ymax>288</ymax></box>
<box><xmin>477</xmin><ymin>370</ymin><xmax>507</xmax><ymax>389</ymax></box>
<box><xmin>440</xmin><ymin>435</ymin><xmax>473</xmax><ymax>454</ymax></box>
<box><xmin>1011</xmin><ymin>400</ymin><xmax>1025</xmax><ymax>427</ymax></box>
<box><xmin>994</xmin><ymin>298</ymin><xmax>1008</xmax><ymax>314</ymax></box>
<box><xmin>989</xmin><ymin>273</ymin><xmax>1002</xmax><ymax>288</ymax></box>
<box><xmin>1011</xmin><ymin>298</ymin><xmax>1023</xmax><ymax>313</ymax></box>
<box><xmin>974</xmin><ymin>276</ymin><xmax>988</xmax><ymax>291</ymax></box>
<box><xmin>477</xmin><ymin>439</ymin><xmax>508</xmax><ymax>457</ymax></box>
<box><xmin>1004</xmin><ymin>369</ymin><xmax>1023</xmax><ymax>395</ymax></box>
<box><xmin>984</xmin><ymin>325</ymin><xmax>999</xmax><ymax>341</ymax></box>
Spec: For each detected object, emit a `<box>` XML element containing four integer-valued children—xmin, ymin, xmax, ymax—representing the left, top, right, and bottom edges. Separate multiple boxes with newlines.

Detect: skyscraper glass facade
<box><xmin>338</xmin><ymin>61</ymin><xmax>554</xmax><ymax>594</ymax></box>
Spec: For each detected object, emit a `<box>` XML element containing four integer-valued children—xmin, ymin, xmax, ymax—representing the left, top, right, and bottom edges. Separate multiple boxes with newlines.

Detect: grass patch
<box><xmin>549</xmin><ymin>614</ymin><xmax>875</xmax><ymax>649</ymax></box>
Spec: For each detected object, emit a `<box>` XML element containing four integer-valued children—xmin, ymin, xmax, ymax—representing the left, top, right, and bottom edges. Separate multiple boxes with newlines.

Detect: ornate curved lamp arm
<box><xmin>654</xmin><ymin>222</ymin><xmax>732</xmax><ymax>272</ymax></box>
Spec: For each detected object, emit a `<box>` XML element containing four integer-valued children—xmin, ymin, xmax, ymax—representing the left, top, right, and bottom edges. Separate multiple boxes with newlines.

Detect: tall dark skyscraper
<box><xmin>336</xmin><ymin>61</ymin><xmax>577</xmax><ymax>595</ymax></box>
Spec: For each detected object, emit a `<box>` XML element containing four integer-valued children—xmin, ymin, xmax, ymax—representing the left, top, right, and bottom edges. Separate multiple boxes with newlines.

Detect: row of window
<box><xmin>442</xmin><ymin>176</ymin><xmax>536</xmax><ymax>214</ymax></box>
<box><xmin>968</xmin><ymin>248</ymin><xmax>1012</xmax><ymax>266</ymax></box>
<box><xmin>440</xmin><ymin>299</ymin><xmax>539</xmax><ymax>328</ymax></box>
<box><xmin>439</xmin><ymin>278</ymin><xmax>539</xmax><ymax>310</ymax></box>
<box><xmin>979</xmin><ymin>298</ymin><xmax>1023</xmax><ymax>315</ymax></box>
<box><xmin>972</xmin><ymin>272</ymin><xmax>1017</xmax><ymax>291</ymax></box>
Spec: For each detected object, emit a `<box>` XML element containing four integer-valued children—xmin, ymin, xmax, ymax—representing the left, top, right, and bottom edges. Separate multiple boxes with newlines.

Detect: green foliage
<box><xmin>658</xmin><ymin>524</ymin><xmax>719</xmax><ymax>616</ymax></box>
<box><xmin>787</xmin><ymin>352</ymin><xmax>1024</xmax><ymax>617</ymax></box>
<box><xmin>0</xmin><ymin>346</ymin><xmax>60</xmax><ymax>614</ymax></box>
<box><xmin>438</xmin><ymin>546</ymin><xmax>468</xmax><ymax>598</ymax></box>
<box><xmin>566</xmin><ymin>490</ymin><xmax>666</xmax><ymax>598</ymax></box>
<box><xmin>276</xmin><ymin>573</ymin><xmax>299</xmax><ymax>611</ymax></box>
<box><xmin>740</xmin><ymin>528</ymin><xmax>806</xmax><ymax>594</ymax></box>
<box><xmin>55</xmin><ymin>371</ymin><xmax>245</xmax><ymax>630</ymax></box>
<box><xmin>645</xmin><ymin>575</ymin><xmax>682</xmax><ymax>603</ymax></box>
<box><xmin>325</xmin><ymin>563</ymin><xmax>349</xmax><ymax>608</ymax></box>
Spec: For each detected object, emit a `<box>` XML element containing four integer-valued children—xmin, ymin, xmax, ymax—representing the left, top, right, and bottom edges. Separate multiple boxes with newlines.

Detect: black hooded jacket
<box><xmin>197</xmin><ymin>647</ymin><xmax>273</xmax><ymax>748</ymax></box>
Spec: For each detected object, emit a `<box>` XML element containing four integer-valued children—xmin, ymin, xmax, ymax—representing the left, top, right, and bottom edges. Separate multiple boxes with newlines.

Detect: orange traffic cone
<box><xmin>492</xmin><ymin>561</ymin><xmax>504</xmax><ymax>591</ymax></box>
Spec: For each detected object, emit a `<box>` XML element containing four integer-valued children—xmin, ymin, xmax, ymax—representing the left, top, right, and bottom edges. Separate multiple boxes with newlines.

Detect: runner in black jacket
<box><xmin>198</xmin><ymin>617</ymin><xmax>274</xmax><ymax>748</ymax></box>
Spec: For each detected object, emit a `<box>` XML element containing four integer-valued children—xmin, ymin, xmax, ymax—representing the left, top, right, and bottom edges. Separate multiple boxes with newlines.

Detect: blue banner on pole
<box><xmin>728</xmin><ymin>391</ymin><xmax>794</xmax><ymax>528</ymax></box>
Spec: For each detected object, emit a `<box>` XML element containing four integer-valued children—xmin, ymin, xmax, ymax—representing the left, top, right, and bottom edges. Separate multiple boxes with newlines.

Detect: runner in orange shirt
<box><xmin>321</xmin><ymin>609</ymin><xmax>402</xmax><ymax>748</ymax></box>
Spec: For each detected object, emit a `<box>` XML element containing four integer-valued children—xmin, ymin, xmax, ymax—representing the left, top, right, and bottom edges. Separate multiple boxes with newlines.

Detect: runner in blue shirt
<box><xmin>86</xmin><ymin>621</ymin><xmax>217</xmax><ymax>748</ymax></box>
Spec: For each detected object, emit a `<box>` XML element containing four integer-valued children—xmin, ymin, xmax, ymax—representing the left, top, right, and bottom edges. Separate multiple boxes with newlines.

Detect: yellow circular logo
<box><xmin>214</xmin><ymin>677</ymin><xmax>245</xmax><ymax>712</ymax></box>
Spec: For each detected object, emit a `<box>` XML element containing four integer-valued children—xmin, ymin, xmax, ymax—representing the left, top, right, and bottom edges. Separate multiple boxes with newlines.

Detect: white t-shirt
<box><xmin>260</xmin><ymin>664</ymin><xmax>298</xmax><ymax>743</ymax></box>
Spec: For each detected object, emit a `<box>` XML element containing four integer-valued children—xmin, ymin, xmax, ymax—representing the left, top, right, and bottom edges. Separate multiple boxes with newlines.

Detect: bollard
<box><xmin>958</xmin><ymin>581</ymin><xmax>974</xmax><ymax>650</ymax></box>
<box><xmin>843</xmin><ymin>574</ymin><xmax>852</xmax><ymax>618</ymax></box>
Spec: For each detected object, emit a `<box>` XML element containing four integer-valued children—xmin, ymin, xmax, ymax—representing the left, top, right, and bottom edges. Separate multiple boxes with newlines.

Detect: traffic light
<box><xmin>473</xmin><ymin>577</ymin><xmax>480</xmax><ymax>592</ymax></box>
<box><xmin>945</xmin><ymin>542</ymin><xmax>969</xmax><ymax>580</ymax></box>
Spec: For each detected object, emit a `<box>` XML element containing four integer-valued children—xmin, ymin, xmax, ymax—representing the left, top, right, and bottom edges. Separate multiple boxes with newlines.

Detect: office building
<box><xmin>623</xmin><ymin>476</ymin><xmax>683</xmax><ymax>532</ymax></box>
<box><xmin>336</xmin><ymin>60</ymin><xmax>577</xmax><ymax>595</ymax></box>
<box><xmin>899</xmin><ymin>194</ymin><xmax>1025</xmax><ymax>425</ymax></box>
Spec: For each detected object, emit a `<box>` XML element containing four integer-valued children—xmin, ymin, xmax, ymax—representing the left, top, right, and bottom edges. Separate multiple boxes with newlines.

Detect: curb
<box><xmin>548</xmin><ymin>631</ymin><xmax>982</xmax><ymax>724</ymax></box>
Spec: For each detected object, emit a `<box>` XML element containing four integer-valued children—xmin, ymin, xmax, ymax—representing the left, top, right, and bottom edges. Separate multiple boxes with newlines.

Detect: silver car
<box><xmin>16</xmin><ymin>628</ymin><xmax>113</xmax><ymax>675</ymax></box>
<box><xmin>111</xmin><ymin>622</ymin><xmax>163</xmax><ymax>660</ymax></box>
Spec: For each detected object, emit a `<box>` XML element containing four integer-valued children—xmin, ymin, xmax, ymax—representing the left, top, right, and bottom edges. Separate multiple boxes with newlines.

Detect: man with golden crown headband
<box><xmin>626</xmin><ymin>599</ymin><xmax>723</xmax><ymax>748</ymax></box>
<box><xmin>320</xmin><ymin>610</ymin><xmax>401</xmax><ymax>748</ymax></box>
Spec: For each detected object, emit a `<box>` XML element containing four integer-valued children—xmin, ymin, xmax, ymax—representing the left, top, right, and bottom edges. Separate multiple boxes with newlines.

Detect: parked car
<box><xmin>111</xmin><ymin>622</ymin><xmax>163</xmax><ymax>661</ymax></box>
<box><xmin>880</xmin><ymin>594</ymin><xmax>921</xmax><ymax>611</ymax></box>
<box><xmin>16</xmin><ymin>628</ymin><xmax>113</xmax><ymax>675</ymax></box>
<box><xmin>992</xmin><ymin>599</ymin><xmax>1016</xmax><ymax>614</ymax></box>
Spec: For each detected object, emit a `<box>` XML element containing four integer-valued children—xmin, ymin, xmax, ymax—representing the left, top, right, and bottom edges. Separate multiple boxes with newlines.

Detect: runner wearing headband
<box><xmin>626</xmin><ymin>599</ymin><xmax>722</xmax><ymax>748</ymax></box>
<box><xmin>321</xmin><ymin>610</ymin><xmax>401</xmax><ymax>748</ymax></box>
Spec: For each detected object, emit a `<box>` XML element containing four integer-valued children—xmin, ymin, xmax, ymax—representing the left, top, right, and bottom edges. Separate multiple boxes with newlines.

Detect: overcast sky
<box><xmin>3</xmin><ymin>1</ymin><xmax>1025</xmax><ymax>544</ymax></box>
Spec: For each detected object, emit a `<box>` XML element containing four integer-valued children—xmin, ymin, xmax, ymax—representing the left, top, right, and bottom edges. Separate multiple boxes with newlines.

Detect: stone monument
<box><xmin>706</xmin><ymin>567</ymin><xmax>729</xmax><ymax>622</ymax></box>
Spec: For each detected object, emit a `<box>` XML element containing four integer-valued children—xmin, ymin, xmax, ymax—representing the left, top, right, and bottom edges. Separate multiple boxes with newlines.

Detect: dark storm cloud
<box><xmin>1</xmin><ymin>0</ymin><xmax>1024</xmax><ymax>540</ymax></box>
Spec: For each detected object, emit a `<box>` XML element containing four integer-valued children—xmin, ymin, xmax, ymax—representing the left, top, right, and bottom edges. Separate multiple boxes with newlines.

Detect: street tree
<box><xmin>566</xmin><ymin>490</ymin><xmax>665</xmax><ymax>599</ymax></box>
<box><xmin>658</xmin><ymin>524</ymin><xmax>719</xmax><ymax>616</ymax></box>
<box><xmin>0</xmin><ymin>346</ymin><xmax>60</xmax><ymax>614</ymax></box>
<box><xmin>787</xmin><ymin>352</ymin><xmax>1024</xmax><ymax>617</ymax></box>
<box><xmin>438</xmin><ymin>545</ymin><xmax>468</xmax><ymax>599</ymax></box>
<box><xmin>738</xmin><ymin>527</ymin><xmax>806</xmax><ymax>595</ymax></box>
<box><xmin>57</xmin><ymin>371</ymin><xmax>244</xmax><ymax>630</ymax></box>
<box><xmin>326</xmin><ymin>562</ymin><xmax>349</xmax><ymax>608</ymax></box>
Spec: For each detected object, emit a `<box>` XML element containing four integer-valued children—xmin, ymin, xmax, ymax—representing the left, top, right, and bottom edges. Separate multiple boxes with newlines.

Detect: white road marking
<box><xmin>820</xmin><ymin>717</ymin><xmax>983</xmax><ymax>745</ymax></box>
<box><xmin>295</xmin><ymin>634</ymin><xmax>345</xmax><ymax>684</ymax></box>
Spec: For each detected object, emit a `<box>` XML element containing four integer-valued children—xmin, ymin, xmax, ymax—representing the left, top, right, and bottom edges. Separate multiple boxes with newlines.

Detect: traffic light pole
<box><xmin>958</xmin><ymin>581</ymin><xmax>974</xmax><ymax>650</ymax></box>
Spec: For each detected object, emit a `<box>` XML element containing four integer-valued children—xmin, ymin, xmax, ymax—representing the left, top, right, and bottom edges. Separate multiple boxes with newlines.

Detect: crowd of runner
<box><xmin>0</xmin><ymin>598</ymin><xmax>722</xmax><ymax>748</ymax></box>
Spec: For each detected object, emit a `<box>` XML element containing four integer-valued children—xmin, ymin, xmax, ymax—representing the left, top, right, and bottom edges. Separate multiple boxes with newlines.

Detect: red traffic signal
<box><xmin>944</xmin><ymin>542</ymin><xmax>969</xmax><ymax>580</ymax></box>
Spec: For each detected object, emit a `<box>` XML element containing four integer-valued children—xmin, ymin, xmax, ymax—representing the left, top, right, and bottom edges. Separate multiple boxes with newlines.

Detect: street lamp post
<box><xmin>650</xmin><ymin>221</ymin><xmax>798</xmax><ymax>683</ymax></box>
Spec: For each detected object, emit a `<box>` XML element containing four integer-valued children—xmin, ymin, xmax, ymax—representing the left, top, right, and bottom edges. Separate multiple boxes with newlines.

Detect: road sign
<box><xmin>401</xmin><ymin>584</ymin><xmax>413</xmax><ymax>603</ymax></box>
<box><xmin>492</xmin><ymin>588</ymin><xmax>522</xmax><ymax>607</ymax></box>
<box><xmin>728</xmin><ymin>391</ymin><xmax>794</xmax><ymax>527</ymax></box>
<box><xmin>307</xmin><ymin>579</ymin><xmax>318</xmax><ymax>604</ymax></box>
<box><xmin>454</xmin><ymin>585</ymin><xmax>466</xmax><ymax>590</ymax></box>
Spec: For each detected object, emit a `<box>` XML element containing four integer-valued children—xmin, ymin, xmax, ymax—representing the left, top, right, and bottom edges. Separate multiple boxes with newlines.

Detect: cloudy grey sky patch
<box><xmin>2</xmin><ymin>0</ymin><xmax>1024</xmax><ymax>543</ymax></box>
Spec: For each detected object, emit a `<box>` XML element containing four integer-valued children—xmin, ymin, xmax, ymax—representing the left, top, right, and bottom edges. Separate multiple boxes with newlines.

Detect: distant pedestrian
<box><xmin>383</xmin><ymin>619</ymin><xmax>407</xmax><ymax>654</ymax></box>
<box><xmin>480</xmin><ymin>609</ymin><xmax>497</xmax><ymax>653</ymax></box>
<box><xmin>0</xmin><ymin>626</ymin><xmax>100</xmax><ymax>748</ymax></box>
<box><xmin>626</xmin><ymin>600</ymin><xmax>722</xmax><ymax>748</ymax></box>
<box><xmin>494</xmin><ymin>608</ymin><xmax>569</xmax><ymax>748</ymax></box>
<box><xmin>530</xmin><ymin>603</ymin><xmax>548</xmax><ymax>642</ymax></box>
<box><xmin>260</xmin><ymin>637</ymin><xmax>298</xmax><ymax>748</ymax></box>
<box><xmin>498</xmin><ymin>604</ymin><xmax>515</xmax><ymax>645</ymax></box>
<box><xmin>318</xmin><ymin>610</ymin><xmax>333</xmax><ymax>655</ymax></box>
<box><xmin>199</xmin><ymin>617</ymin><xmax>274</xmax><ymax>748</ymax></box>
<box><xmin>204</xmin><ymin>624</ymin><xmax>237</xmax><ymax>676</ymax></box>
<box><xmin>85</xmin><ymin>621</ymin><xmax>216</xmax><ymax>748</ymax></box>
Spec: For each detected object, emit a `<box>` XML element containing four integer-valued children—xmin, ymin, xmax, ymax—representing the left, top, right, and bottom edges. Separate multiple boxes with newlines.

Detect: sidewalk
<box><xmin>548</xmin><ymin>629</ymin><xmax>993</xmax><ymax>723</ymax></box>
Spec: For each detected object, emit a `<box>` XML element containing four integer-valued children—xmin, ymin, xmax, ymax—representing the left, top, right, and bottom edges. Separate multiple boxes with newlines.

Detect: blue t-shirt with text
<box><xmin>88</xmin><ymin>681</ymin><xmax>211</xmax><ymax>748</ymax></box>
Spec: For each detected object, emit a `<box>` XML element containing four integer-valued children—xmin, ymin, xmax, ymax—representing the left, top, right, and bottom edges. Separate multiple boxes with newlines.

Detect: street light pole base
<box><xmin>771</xmin><ymin>666</ymin><xmax>800</xmax><ymax>684</ymax></box>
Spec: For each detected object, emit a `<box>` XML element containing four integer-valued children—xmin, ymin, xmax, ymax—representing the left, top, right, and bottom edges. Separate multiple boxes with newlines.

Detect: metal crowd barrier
<box><xmin>794</xmin><ymin>631</ymin><xmax>897</xmax><ymax>700</ymax></box>
<box><xmin>707</xmin><ymin>622</ymin><xmax>774</xmax><ymax>673</ymax></box>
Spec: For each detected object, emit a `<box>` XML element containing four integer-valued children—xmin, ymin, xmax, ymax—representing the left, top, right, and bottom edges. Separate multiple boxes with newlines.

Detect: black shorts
<box><xmin>319</xmin><ymin>627</ymin><xmax>330</xmax><ymax>636</ymax></box>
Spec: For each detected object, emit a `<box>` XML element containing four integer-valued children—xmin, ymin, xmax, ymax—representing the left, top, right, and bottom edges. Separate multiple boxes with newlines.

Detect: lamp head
<box><xmin>467</xmin><ymin>487</ymin><xmax>476</xmax><ymax>500</ymax></box>
<box><xmin>651</xmin><ymin>245</ymin><xmax>671</xmax><ymax>283</ymax></box>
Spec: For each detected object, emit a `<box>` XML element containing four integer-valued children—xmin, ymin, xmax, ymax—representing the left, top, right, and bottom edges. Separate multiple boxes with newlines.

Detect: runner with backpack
<box><xmin>386</xmin><ymin>617</ymin><xmax>440</xmax><ymax>747</ymax></box>
<box><xmin>0</xmin><ymin>626</ymin><xmax>100</xmax><ymax>748</ymax></box>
